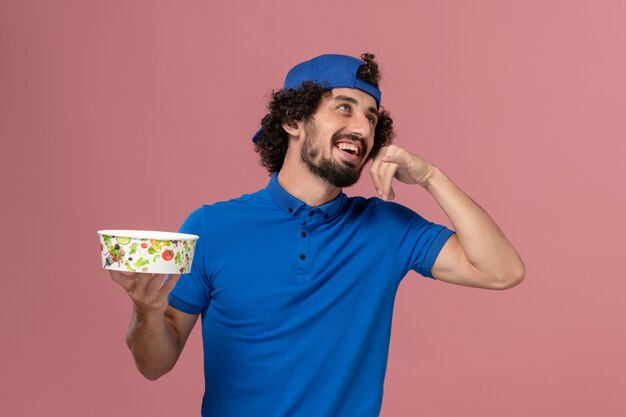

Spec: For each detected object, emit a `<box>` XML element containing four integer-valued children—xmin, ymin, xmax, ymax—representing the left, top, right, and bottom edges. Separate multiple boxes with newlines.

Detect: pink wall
<box><xmin>2</xmin><ymin>1</ymin><xmax>625</xmax><ymax>415</ymax></box>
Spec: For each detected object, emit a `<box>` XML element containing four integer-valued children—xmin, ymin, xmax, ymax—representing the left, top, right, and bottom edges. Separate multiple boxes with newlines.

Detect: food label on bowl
<box><xmin>99</xmin><ymin>234</ymin><xmax>197</xmax><ymax>274</ymax></box>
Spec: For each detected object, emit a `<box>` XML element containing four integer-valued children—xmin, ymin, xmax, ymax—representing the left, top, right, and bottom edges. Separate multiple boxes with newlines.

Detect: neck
<box><xmin>277</xmin><ymin>151</ymin><xmax>341</xmax><ymax>208</ymax></box>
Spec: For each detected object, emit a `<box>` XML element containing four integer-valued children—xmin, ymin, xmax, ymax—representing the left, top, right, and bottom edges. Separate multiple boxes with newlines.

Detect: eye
<box><xmin>367</xmin><ymin>116</ymin><xmax>377</xmax><ymax>126</ymax></box>
<box><xmin>337</xmin><ymin>103</ymin><xmax>351</xmax><ymax>112</ymax></box>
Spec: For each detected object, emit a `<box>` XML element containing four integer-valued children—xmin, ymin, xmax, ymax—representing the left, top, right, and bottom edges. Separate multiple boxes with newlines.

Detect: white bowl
<box><xmin>97</xmin><ymin>230</ymin><xmax>199</xmax><ymax>274</ymax></box>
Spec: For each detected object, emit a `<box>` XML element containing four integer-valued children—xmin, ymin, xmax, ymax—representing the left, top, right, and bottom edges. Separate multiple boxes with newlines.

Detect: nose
<box><xmin>348</xmin><ymin>111</ymin><xmax>374</xmax><ymax>139</ymax></box>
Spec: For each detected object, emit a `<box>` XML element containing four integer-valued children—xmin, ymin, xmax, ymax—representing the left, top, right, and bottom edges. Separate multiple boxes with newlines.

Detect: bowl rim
<box><xmin>97</xmin><ymin>230</ymin><xmax>199</xmax><ymax>241</ymax></box>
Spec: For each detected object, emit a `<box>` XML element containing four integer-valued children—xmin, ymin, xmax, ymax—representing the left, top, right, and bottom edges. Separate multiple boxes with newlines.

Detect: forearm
<box><xmin>424</xmin><ymin>166</ymin><xmax>525</xmax><ymax>281</ymax></box>
<box><xmin>126</xmin><ymin>308</ymin><xmax>180</xmax><ymax>380</ymax></box>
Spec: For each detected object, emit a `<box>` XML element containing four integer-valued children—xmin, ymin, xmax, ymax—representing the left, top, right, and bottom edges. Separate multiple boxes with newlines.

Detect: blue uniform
<box><xmin>169</xmin><ymin>173</ymin><xmax>455</xmax><ymax>417</ymax></box>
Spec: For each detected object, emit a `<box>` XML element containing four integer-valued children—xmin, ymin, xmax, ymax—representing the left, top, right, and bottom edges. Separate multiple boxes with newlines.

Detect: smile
<box><xmin>335</xmin><ymin>142</ymin><xmax>360</xmax><ymax>157</ymax></box>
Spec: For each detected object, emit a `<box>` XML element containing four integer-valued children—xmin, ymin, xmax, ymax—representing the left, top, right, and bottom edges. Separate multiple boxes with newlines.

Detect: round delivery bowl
<box><xmin>97</xmin><ymin>230</ymin><xmax>199</xmax><ymax>274</ymax></box>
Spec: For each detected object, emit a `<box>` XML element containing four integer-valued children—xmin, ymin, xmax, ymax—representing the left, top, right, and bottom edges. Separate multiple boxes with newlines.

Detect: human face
<box><xmin>300</xmin><ymin>88</ymin><xmax>378</xmax><ymax>188</ymax></box>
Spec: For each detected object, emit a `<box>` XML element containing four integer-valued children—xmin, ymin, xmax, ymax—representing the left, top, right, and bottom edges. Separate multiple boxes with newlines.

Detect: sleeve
<box><xmin>168</xmin><ymin>206</ymin><xmax>212</xmax><ymax>314</ymax></box>
<box><xmin>376</xmin><ymin>199</ymin><xmax>455</xmax><ymax>279</ymax></box>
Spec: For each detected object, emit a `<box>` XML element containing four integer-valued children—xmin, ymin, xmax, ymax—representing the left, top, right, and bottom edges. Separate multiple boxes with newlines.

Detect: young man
<box><xmin>110</xmin><ymin>53</ymin><xmax>525</xmax><ymax>417</ymax></box>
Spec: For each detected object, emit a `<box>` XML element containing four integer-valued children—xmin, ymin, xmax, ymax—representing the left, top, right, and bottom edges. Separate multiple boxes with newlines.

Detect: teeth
<box><xmin>337</xmin><ymin>143</ymin><xmax>358</xmax><ymax>155</ymax></box>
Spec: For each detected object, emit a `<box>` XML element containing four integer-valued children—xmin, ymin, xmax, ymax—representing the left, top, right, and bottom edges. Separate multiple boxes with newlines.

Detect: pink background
<box><xmin>2</xmin><ymin>1</ymin><xmax>625</xmax><ymax>415</ymax></box>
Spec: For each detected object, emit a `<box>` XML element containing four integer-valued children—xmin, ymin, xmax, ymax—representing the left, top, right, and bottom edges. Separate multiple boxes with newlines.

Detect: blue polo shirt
<box><xmin>169</xmin><ymin>173</ymin><xmax>455</xmax><ymax>417</ymax></box>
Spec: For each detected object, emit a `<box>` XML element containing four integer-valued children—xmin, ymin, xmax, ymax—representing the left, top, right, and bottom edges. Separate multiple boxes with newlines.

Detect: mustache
<box><xmin>331</xmin><ymin>133</ymin><xmax>367</xmax><ymax>156</ymax></box>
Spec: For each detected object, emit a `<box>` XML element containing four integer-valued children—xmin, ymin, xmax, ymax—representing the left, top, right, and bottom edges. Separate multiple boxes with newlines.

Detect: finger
<box><xmin>369</xmin><ymin>154</ymin><xmax>385</xmax><ymax>196</ymax></box>
<box><xmin>128</xmin><ymin>273</ymin><xmax>155</xmax><ymax>298</ymax></box>
<box><xmin>144</xmin><ymin>273</ymin><xmax>168</xmax><ymax>299</ymax></box>
<box><xmin>380</xmin><ymin>160</ymin><xmax>398</xmax><ymax>200</ymax></box>
<box><xmin>158</xmin><ymin>274</ymin><xmax>181</xmax><ymax>300</ymax></box>
<box><xmin>382</xmin><ymin>152</ymin><xmax>424</xmax><ymax>185</ymax></box>
<box><xmin>109</xmin><ymin>270</ymin><xmax>136</xmax><ymax>292</ymax></box>
<box><xmin>378</xmin><ymin>145</ymin><xmax>401</xmax><ymax>200</ymax></box>
<box><xmin>381</xmin><ymin>153</ymin><xmax>406</xmax><ymax>165</ymax></box>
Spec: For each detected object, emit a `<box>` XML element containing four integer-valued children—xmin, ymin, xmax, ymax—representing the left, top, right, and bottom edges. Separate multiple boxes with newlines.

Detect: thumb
<box><xmin>381</xmin><ymin>152</ymin><xmax>410</xmax><ymax>167</ymax></box>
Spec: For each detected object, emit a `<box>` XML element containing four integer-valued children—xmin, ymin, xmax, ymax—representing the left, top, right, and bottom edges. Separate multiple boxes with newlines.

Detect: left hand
<box><xmin>369</xmin><ymin>145</ymin><xmax>435</xmax><ymax>200</ymax></box>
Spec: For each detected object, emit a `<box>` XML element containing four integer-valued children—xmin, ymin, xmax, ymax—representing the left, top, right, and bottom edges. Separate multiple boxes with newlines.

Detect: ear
<box><xmin>282</xmin><ymin>120</ymin><xmax>302</xmax><ymax>138</ymax></box>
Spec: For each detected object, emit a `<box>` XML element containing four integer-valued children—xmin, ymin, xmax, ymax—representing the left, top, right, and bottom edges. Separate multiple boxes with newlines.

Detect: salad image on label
<box><xmin>97</xmin><ymin>230</ymin><xmax>199</xmax><ymax>274</ymax></box>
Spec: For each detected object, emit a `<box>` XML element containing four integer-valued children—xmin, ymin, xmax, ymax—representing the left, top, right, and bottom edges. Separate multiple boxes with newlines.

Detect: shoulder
<box><xmin>208</xmin><ymin>188</ymin><xmax>264</xmax><ymax>208</ymax></box>
<box><xmin>183</xmin><ymin>187</ymin><xmax>278</xmax><ymax>232</ymax></box>
<box><xmin>346</xmin><ymin>195</ymin><xmax>420</xmax><ymax>218</ymax></box>
<box><xmin>180</xmin><ymin>188</ymin><xmax>268</xmax><ymax>230</ymax></box>
<box><xmin>200</xmin><ymin>187</ymin><xmax>271</xmax><ymax>215</ymax></box>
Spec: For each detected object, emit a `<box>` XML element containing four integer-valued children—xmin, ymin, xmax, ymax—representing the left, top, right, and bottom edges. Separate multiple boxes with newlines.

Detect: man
<box><xmin>110</xmin><ymin>53</ymin><xmax>525</xmax><ymax>416</ymax></box>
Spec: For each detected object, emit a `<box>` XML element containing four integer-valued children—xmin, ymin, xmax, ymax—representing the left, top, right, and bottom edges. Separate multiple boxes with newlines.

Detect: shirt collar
<box><xmin>266</xmin><ymin>172</ymin><xmax>347</xmax><ymax>218</ymax></box>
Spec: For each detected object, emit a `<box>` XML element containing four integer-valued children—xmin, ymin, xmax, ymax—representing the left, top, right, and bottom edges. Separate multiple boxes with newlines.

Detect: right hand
<box><xmin>109</xmin><ymin>270</ymin><xmax>181</xmax><ymax>317</ymax></box>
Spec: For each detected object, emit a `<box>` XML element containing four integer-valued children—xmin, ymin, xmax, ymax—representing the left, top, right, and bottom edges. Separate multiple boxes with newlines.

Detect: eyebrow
<box><xmin>333</xmin><ymin>95</ymin><xmax>379</xmax><ymax>119</ymax></box>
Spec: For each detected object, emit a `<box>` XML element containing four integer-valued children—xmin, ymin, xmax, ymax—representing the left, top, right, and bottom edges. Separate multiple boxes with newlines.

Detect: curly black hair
<box><xmin>254</xmin><ymin>53</ymin><xmax>395</xmax><ymax>174</ymax></box>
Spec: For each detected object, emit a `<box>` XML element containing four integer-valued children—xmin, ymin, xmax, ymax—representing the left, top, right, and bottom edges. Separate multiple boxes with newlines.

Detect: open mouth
<box><xmin>334</xmin><ymin>142</ymin><xmax>360</xmax><ymax>158</ymax></box>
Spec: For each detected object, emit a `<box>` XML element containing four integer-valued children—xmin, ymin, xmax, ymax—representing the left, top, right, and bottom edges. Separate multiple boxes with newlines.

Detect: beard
<box><xmin>300</xmin><ymin>121</ymin><xmax>367</xmax><ymax>188</ymax></box>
